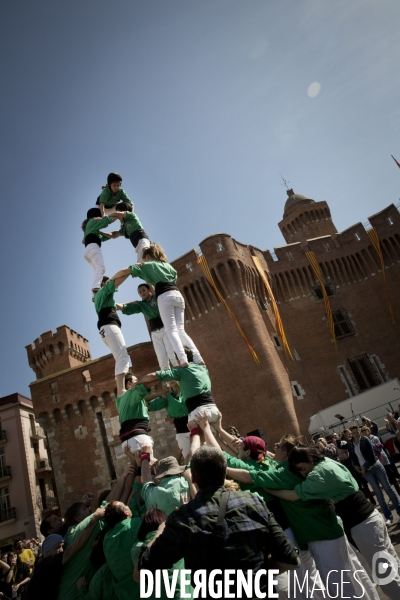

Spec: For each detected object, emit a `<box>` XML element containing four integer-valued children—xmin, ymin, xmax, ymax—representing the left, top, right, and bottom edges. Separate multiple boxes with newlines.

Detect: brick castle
<box><xmin>26</xmin><ymin>190</ymin><xmax>400</xmax><ymax>513</ymax></box>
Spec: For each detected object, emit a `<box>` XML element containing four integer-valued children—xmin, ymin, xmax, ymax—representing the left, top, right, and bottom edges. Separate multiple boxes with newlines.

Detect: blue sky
<box><xmin>1</xmin><ymin>0</ymin><xmax>400</xmax><ymax>397</ymax></box>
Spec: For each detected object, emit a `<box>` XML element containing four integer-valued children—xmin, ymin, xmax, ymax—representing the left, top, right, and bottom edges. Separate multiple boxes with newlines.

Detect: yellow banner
<box><xmin>197</xmin><ymin>254</ymin><xmax>260</xmax><ymax>365</ymax></box>
<box><xmin>252</xmin><ymin>256</ymin><xmax>294</xmax><ymax>360</ymax></box>
<box><xmin>305</xmin><ymin>251</ymin><xmax>337</xmax><ymax>349</ymax></box>
<box><xmin>367</xmin><ymin>228</ymin><xmax>395</xmax><ymax>324</ymax></box>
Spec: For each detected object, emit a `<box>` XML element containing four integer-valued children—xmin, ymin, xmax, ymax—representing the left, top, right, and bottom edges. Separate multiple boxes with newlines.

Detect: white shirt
<box><xmin>353</xmin><ymin>440</ymin><xmax>365</xmax><ymax>467</ymax></box>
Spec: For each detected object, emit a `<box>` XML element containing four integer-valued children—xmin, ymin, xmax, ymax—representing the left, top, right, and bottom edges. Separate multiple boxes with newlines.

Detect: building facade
<box><xmin>0</xmin><ymin>393</ymin><xmax>55</xmax><ymax>550</ymax></box>
<box><xmin>26</xmin><ymin>192</ymin><xmax>400</xmax><ymax>513</ymax></box>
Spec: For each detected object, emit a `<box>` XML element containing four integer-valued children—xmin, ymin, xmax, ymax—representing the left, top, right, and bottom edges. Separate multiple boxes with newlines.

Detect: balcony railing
<box><xmin>0</xmin><ymin>430</ymin><xmax>7</xmax><ymax>443</ymax></box>
<box><xmin>30</xmin><ymin>426</ymin><xmax>46</xmax><ymax>439</ymax></box>
<box><xmin>0</xmin><ymin>507</ymin><xmax>16</xmax><ymax>524</ymax></box>
<box><xmin>0</xmin><ymin>466</ymin><xmax>11</xmax><ymax>480</ymax></box>
<box><xmin>35</xmin><ymin>458</ymin><xmax>52</xmax><ymax>472</ymax></box>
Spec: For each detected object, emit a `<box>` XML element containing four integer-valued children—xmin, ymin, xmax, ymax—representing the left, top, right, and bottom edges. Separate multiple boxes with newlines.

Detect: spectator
<box><xmin>140</xmin><ymin>449</ymin><xmax>190</xmax><ymax>516</ymax></box>
<box><xmin>5</xmin><ymin>552</ymin><xmax>30</xmax><ymax>600</ymax></box>
<box><xmin>331</xmin><ymin>432</ymin><xmax>351</xmax><ymax>470</ymax></box>
<box><xmin>25</xmin><ymin>536</ymin><xmax>64</xmax><ymax>600</ymax></box>
<box><xmin>316</xmin><ymin>437</ymin><xmax>338</xmax><ymax>461</ymax></box>
<box><xmin>384</xmin><ymin>412</ymin><xmax>400</xmax><ymax>453</ymax></box>
<box><xmin>361</xmin><ymin>417</ymin><xmax>379</xmax><ymax>437</ymax></box>
<box><xmin>349</xmin><ymin>424</ymin><xmax>400</xmax><ymax>525</ymax></box>
<box><xmin>14</xmin><ymin>541</ymin><xmax>35</xmax><ymax>574</ymax></box>
<box><xmin>361</xmin><ymin>425</ymin><xmax>400</xmax><ymax>495</ymax></box>
<box><xmin>135</xmin><ymin>445</ymin><xmax>300</xmax><ymax>596</ymax></box>
<box><xmin>0</xmin><ymin>555</ymin><xmax>13</xmax><ymax>598</ymax></box>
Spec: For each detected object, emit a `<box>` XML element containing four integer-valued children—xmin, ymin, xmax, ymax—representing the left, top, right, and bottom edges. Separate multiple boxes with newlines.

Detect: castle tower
<box><xmin>172</xmin><ymin>234</ymin><xmax>301</xmax><ymax>442</ymax></box>
<box><xmin>26</xmin><ymin>325</ymin><xmax>91</xmax><ymax>380</ymax></box>
<box><xmin>278</xmin><ymin>189</ymin><xmax>337</xmax><ymax>245</ymax></box>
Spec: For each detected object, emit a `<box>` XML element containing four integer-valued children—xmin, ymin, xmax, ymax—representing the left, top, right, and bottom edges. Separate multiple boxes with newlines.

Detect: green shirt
<box><xmin>156</xmin><ymin>365</ymin><xmax>211</xmax><ymax>403</ymax></box>
<box><xmin>103</xmin><ymin>518</ymin><xmax>141</xmax><ymax>600</ymax></box>
<box><xmin>99</xmin><ymin>187</ymin><xmax>132</xmax><ymax>208</ymax></box>
<box><xmin>142</xmin><ymin>475</ymin><xmax>189</xmax><ymax>516</ymax></box>
<box><xmin>77</xmin><ymin>563</ymin><xmax>116</xmax><ymax>600</ymax></box>
<box><xmin>119</xmin><ymin>211</ymin><xmax>143</xmax><ymax>238</ymax></box>
<box><xmin>130</xmin><ymin>261</ymin><xmax>177</xmax><ymax>286</ymax></box>
<box><xmin>250</xmin><ymin>460</ymin><xmax>344</xmax><ymax>549</ymax></box>
<box><xmin>122</xmin><ymin>296</ymin><xmax>160</xmax><ymax>319</ymax></box>
<box><xmin>131</xmin><ymin>532</ymin><xmax>191</xmax><ymax>599</ymax></box>
<box><xmin>58</xmin><ymin>515</ymin><xmax>106</xmax><ymax>600</ymax></box>
<box><xmin>116</xmin><ymin>384</ymin><xmax>150</xmax><ymax>425</ymax></box>
<box><xmin>294</xmin><ymin>457</ymin><xmax>359</xmax><ymax>504</ymax></box>
<box><xmin>94</xmin><ymin>279</ymin><xmax>117</xmax><ymax>315</ymax></box>
<box><xmin>223</xmin><ymin>453</ymin><xmax>274</xmax><ymax>504</ymax></box>
<box><xmin>148</xmin><ymin>392</ymin><xmax>188</xmax><ymax>419</ymax></box>
<box><xmin>130</xmin><ymin>481</ymin><xmax>147</xmax><ymax>518</ymax></box>
<box><xmin>84</xmin><ymin>216</ymin><xmax>114</xmax><ymax>241</ymax></box>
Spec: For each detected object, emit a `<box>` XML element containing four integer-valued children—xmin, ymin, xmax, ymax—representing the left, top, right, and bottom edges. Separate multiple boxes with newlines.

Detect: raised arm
<box><xmin>62</xmin><ymin>507</ymin><xmax>105</xmax><ymax>564</ymax></box>
<box><xmin>197</xmin><ymin>412</ymin><xmax>221</xmax><ymax>451</ymax></box>
<box><xmin>213</xmin><ymin>411</ymin><xmax>241</xmax><ymax>454</ymax></box>
<box><xmin>137</xmin><ymin>372</ymin><xmax>159</xmax><ymax>385</ymax></box>
<box><xmin>263</xmin><ymin>488</ymin><xmax>300</xmax><ymax>501</ymax></box>
<box><xmin>110</xmin><ymin>268</ymin><xmax>132</xmax><ymax>288</ymax></box>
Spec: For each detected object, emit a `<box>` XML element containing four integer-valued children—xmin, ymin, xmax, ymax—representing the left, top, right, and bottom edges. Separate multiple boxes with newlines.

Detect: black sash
<box><xmin>130</xmin><ymin>229</ymin><xmax>149</xmax><ymax>247</ymax></box>
<box><xmin>85</xmin><ymin>233</ymin><xmax>102</xmax><ymax>247</ymax></box>
<box><xmin>119</xmin><ymin>418</ymin><xmax>151</xmax><ymax>441</ymax></box>
<box><xmin>186</xmin><ymin>391</ymin><xmax>215</xmax><ymax>413</ymax></box>
<box><xmin>155</xmin><ymin>281</ymin><xmax>179</xmax><ymax>297</ymax></box>
<box><xmin>149</xmin><ymin>316</ymin><xmax>164</xmax><ymax>331</ymax></box>
<box><xmin>174</xmin><ymin>415</ymin><xmax>189</xmax><ymax>434</ymax></box>
<box><xmin>97</xmin><ymin>307</ymin><xmax>121</xmax><ymax>330</ymax></box>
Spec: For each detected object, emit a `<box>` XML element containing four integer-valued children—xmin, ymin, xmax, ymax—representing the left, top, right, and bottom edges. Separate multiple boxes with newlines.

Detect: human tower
<box><xmin>82</xmin><ymin>172</ymin><xmax>220</xmax><ymax>461</ymax></box>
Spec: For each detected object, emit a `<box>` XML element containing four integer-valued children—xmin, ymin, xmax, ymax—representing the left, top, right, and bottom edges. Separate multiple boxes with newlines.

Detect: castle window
<box><xmin>186</xmin><ymin>262</ymin><xmax>193</xmax><ymax>273</ymax></box>
<box><xmin>388</xmin><ymin>217</ymin><xmax>394</xmax><ymax>225</ymax></box>
<box><xmin>257</xmin><ymin>298</ymin><xmax>268</xmax><ymax>311</ymax></box>
<box><xmin>312</xmin><ymin>282</ymin><xmax>336</xmax><ymax>300</ymax></box>
<box><xmin>216</xmin><ymin>241</ymin><xmax>224</xmax><ymax>252</ymax></box>
<box><xmin>332</xmin><ymin>309</ymin><xmax>356</xmax><ymax>339</ymax></box>
<box><xmin>323</xmin><ymin>243</ymin><xmax>331</xmax><ymax>252</ymax></box>
<box><xmin>50</xmin><ymin>382</ymin><xmax>58</xmax><ymax>393</ymax></box>
<box><xmin>272</xmin><ymin>335</ymin><xmax>281</xmax><ymax>347</ymax></box>
<box><xmin>354</xmin><ymin>233</ymin><xmax>361</xmax><ymax>241</ymax></box>
<box><xmin>347</xmin><ymin>354</ymin><xmax>381</xmax><ymax>392</ymax></box>
<box><xmin>286</xmin><ymin>252</ymin><xmax>294</xmax><ymax>261</ymax></box>
<box><xmin>82</xmin><ymin>370</ymin><xmax>91</xmax><ymax>383</ymax></box>
<box><xmin>291</xmin><ymin>381</ymin><xmax>305</xmax><ymax>399</ymax></box>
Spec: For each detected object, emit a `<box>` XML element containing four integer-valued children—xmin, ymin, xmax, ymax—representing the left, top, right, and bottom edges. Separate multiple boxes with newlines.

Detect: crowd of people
<box><xmin>4</xmin><ymin>174</ymin><xmax>400</xmax><ymax>599</ymax></box>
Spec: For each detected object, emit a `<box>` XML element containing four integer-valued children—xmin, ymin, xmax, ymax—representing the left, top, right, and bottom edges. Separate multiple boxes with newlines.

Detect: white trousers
<box><xmin>84</xmin><ymin>243</ymin><xmax>105</xmax><ymax>292</ymax></box>
<box><xmin>135</xmin><ymin>238</ymin><xmax>151</xmax><ymax>262</ymax></box>
<box><xmin>308</xmin><ymin>535</ymin><xmax>379</xmax><ymax>600</ymax></box>
<box><xmin>151</xmin><ymin>327</ymin><xmax>178</xmax><ymax>371</ymax></box>
<box><xmin>276</xmin><ymin>527</ymin><xmax>326</xmax><ymax>600</ymax></box>
<box><xmin>188</xmin><ymin>404</ymin><xmax>219</xmax><ymax>425</ymax></box>
<box><xmin>122</xmin><ymin>434</ymin><xmax>153</xmax><ymax>453</ymax></box>
<box><xmin>175</xmin><ymin>432</ymin><xmax>191</xmax><ymax>458</ymax></box>
<box><xmin>99</xmin><ymin>324</ymin><xmax>130</xmax><ymax>376</ymax></box>
<box><xmin>157</xmin><ymin>290</ymin><xmax>203</xmax><ymax>365</ymax></box>
<box><xmin>351</xmin><ymin>509</ymin><xmax>400</xmax><ymax>599</ymax></box>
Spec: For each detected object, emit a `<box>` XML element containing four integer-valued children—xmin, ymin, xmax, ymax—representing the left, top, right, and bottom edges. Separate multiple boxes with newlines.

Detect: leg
<box><xmin>151</xmin><ymin>329</ymin><xmax>171</xmax><ymax>371</ymax></box>
<box><xmin>101</xmin><ymin>325</ymin><xmax>131</xmax><ymax>397</ymax></box>
<box><xmin>161</xmin><ymin>328</ymin><xmax>179</xmax><ymax>367</ymax></box>
<box><xmin>175</xmin><ymin>433</ymin><xmax>191</xmax><ymax>463</ymax></box>
<box><xmin>281</xmin><ymin>527</ymin><xmax>326</xmax><ymax>600</ymax></box>
<box><xmin>172</xmin><ymin>294</ymin><xmax>204</xmax><ymax>364</ymax></box>
<box><xmin>308</xmin><ymin>536</ymin><xmax>378</xmax><ymax>600</ymax></box>
<box><xmin>364</xmin><ymin>469</ymin><xmax>393</xmax><ymax>520</ymax></box>
<box><xmin>84</xmin><ymin>244</ymin><xmax>106</xmax><ymax>292</ymax></box>
<box><xmin>135</xmin><ymin>238</ymin><xmax>151</xmax><ymax>263</ymax></box>
<box><xmin>158</xmin><ymin>292</ymin><xmax>188</xmax><ymax>365</ymax></box>
<box><xmin>372</xmin><ymin>463</ymin><xmax>400</xmax><ymax>514</ymax></box>
<box><xmin>352</xmin><ymin>509</ymin><xmax>400</xmax><ymax>600</ymax></box>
